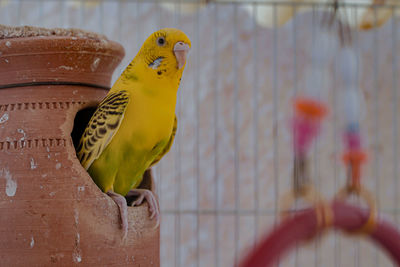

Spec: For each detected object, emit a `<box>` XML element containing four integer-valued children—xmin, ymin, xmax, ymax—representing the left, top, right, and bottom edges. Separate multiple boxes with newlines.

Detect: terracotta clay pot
<box><xmin>0</xmin><ymin>27</ymin><xmax>159</xmax><ymax>266</ymax></box>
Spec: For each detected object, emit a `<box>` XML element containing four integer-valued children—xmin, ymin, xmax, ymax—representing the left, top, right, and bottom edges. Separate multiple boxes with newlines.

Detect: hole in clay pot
<box><xmin>70</xmin><ymin>106</ymin><xmax>97</xmax><ymax>150</ymax></box>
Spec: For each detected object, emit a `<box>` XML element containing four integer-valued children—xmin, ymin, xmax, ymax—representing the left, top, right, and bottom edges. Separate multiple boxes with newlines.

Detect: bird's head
<box><xmin>139</xmin><ymin>28</ymin><xmax>191</xmax><ymax>81</ymax></box>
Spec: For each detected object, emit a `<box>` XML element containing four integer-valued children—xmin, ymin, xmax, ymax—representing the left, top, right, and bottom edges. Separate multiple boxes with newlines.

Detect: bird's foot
<box><xmin>126</xmin><ymin>189</ymin><xmax>160</xmax><ymax>228</ymax></box>
<box><xmin>106</xmin><ymin>191</ymin><xmax>128</xmax><ymax>239</ymax></box>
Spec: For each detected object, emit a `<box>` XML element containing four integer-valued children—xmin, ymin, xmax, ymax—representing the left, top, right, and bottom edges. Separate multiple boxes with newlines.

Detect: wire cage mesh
<box><xmin>1</xmin><ymin>0</ymin><xmax>399</xmax><ymax>266</ymax></box>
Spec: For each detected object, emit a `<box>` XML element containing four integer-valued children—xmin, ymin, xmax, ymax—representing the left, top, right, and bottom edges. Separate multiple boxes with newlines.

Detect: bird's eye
<box><xmin>157</xmin><ymin>37</ymin><xmax>166</xmax><ymax>46</ymax></box>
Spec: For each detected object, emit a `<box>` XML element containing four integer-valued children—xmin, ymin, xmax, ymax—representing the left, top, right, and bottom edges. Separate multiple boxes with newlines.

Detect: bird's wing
<box><xmin>150</xmin><ymin>115</ymin><xmax>177</xmax><ymax>167</ymax></box>
<box><xmin>77</xmin><ymin>90</ymin><xmax>130</xmax><ymax>170</ymax></box>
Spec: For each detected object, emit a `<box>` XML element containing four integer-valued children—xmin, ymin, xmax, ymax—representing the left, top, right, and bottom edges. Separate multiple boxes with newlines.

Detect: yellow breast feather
<box><xmin>150</xmin><ymin>115</ymin><xmax>177</xmax><ymax>167</ymax></box>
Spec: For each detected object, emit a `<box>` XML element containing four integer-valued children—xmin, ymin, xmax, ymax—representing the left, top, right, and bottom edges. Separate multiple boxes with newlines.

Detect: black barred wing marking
<box><xmin>77</xmin><ymin>90</ymin><xmax>130</xmax><ymax>170</ymax></box>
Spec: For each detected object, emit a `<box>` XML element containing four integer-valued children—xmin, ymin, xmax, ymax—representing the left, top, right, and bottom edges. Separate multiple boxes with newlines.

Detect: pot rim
<box><xmin>0</xmin><ymin>33</ymin><xmax>125</xmax><ymax>88</ymax></box>
<box><xmin>0</xmin><ymin>35</ymin><xmax>125</xmax><ymax>55</ymax></box>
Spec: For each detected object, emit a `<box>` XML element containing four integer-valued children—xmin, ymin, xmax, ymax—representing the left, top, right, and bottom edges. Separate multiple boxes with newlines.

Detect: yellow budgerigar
<box><xmin>77</xmin><ymin>28</ymin><xmax>190</xmax><ymax>236</ymax></box>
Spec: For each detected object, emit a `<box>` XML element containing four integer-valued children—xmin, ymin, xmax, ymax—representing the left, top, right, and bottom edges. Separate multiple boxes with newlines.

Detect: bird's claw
<box><xmin>131</xmin><ymin>194</ymin><xmax>145</xmax><ymax>207</ymax></box>
<box><xmin>106</xmin><ymin>191</ymin><xmax>128</xmax><ymax>240</ymax></box>
<box><xmin>126</xmin><ymin>189</ymin><xmax>160</xmax><ymax>228</ymax></box>
<box><xmin>105</xmin><ymin>188</ymin><xmax>159</xmax><ymax>239</ymax></box>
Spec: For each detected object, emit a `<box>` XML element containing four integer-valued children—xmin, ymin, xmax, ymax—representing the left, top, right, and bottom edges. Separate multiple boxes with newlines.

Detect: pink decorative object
<box><xmin>344</xmin><ymin>131</ymin><xmax>362</xmax><ymax>150</ymax></box>
<box><xmin>292</xmin><ymin>116</ymin><xmax>321</xmax><ymax>156</ymax></box>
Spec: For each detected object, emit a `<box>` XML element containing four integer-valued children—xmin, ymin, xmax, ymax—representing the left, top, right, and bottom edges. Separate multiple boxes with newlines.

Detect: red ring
<box><xmin>239</xmin><ymin>201</ymin><xmax>400</xmax><ymax>267</ymax></box>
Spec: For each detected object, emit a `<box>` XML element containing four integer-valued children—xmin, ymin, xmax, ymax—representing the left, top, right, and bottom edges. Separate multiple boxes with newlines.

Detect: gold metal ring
<box><xmin>335</xmin><ymin>185</ymin><xmax>377</xmax><ymax>235</ymax></box>
<box><xmin>280</xmin><ymin>186</ymin><xmax>333</xmax><ymax>239</ymax></box>
<box><xmin>280</xmin><ymin>186</ymin><xmax>324</xmax><ymax>219</ymax></box>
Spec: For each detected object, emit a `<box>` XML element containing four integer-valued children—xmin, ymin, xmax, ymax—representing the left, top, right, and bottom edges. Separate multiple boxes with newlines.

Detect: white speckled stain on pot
<box><xmin>91</xmin><ymin>57</ymin><xmax>101</xmax><ymax>72</ymax></box>
<box><xmin>77</xmin><ymin>186</ymin><xmax>85</xmax><ymax>192</ymax></box>
<box><xmin>30</xmin><ymin>236</ymin><xmax>35</xmax><ymax>248</ymax></box>
<box><xmin>0</xmin><ymin>168</ymin><xmax>17</xmax><ymax>197</ymax></box>
<box><xmin>73</xmin><ymin>209</ymin><xmax>82</xmax><ymax>263</ymax></box>
<box><xmin>17</xmin><ymin>129</ymin><xmax>26</xmax><ymax>141</ymax></box>
<box><xmin>30</xmin><ymin>158</ymin><xmax>37</xmax><ymax>170</ymax></box>
<box><xmin>55</xmin><ymin>163</ymin><xmax>61</xmax><ymax>170</ymax></box>
<box><xmin>58</xmin><ymin>65</ymin><xmax>74</xmax><ymax>70</ymax></box>
<box><xmin>0</xmin><ymin>113</ymin><xmax>8</xmax><ymax>124</ymax></box>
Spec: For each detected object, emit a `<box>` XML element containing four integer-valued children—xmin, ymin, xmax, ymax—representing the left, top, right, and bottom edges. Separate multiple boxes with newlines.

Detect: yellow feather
<box><xmin>78</xmin><ymin>28</ymin><xmax>191</xmax><ymax>196</ymax></box>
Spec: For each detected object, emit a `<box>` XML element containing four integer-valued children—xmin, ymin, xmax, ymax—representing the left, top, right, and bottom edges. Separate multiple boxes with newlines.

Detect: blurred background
<box><xmin>1</xmin><ymin>0</ymin><xmax>399</xmax><ymax>266</ymax></box>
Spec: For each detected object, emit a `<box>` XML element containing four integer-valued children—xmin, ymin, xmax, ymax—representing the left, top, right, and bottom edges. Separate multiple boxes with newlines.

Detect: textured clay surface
<box><xmin>0</xmin><ymin>28</ymin><xmax>160</xmax><ymax>266</ymax></box>
<box><xmin>0</xmin><ymin>24</ymin><xmax>108</xmax><ymax>40</ymax></box>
